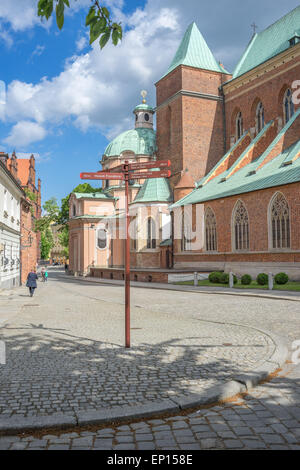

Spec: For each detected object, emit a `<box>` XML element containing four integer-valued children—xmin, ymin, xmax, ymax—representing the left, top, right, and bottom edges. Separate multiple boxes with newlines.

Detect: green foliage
<box><xmin>220</xmin><ymin>273</ymin><xmax>229</xmax><ymax>284</ymax></box>
<box><xmin>274</xmin><ymin>272</ymin><xmax>289</xmax><ymax>285</ymax></box>
<box><xmin>241</xmin><ymin>274</ymin><xmax>252</xmax><ymax>285</ymax></box>
<box><xmin>35</xmin><ymin>197</ymin><xmax>59</xmax><ymax>233</ymax></box>
<box><xmin>256</xmin><ymin>273</ymin><xmax>268</xmax><ymax>285</ymax></box>
<box><xmin>40</xmin><ymin>227</ymin><xmax>54</xmax><ymax>259</ymax></box>
<box><xmin>208</xmin><ymin>271</ymin><xmax>222</xmax><ymax>283</ymax></box>
<box><xmin>58</xmin><ymin>225</ymin><xmax>69</xmax><ymax>256</ymax></box>
<box><xmin>37</xmin><ymin>1</ymin><xmax>122</xmax><ymax>48</ymax></box>
<box><xmin>24</xmin><ymin>187</ymin><xmax>37</xmax><ymax>202</ymax></box>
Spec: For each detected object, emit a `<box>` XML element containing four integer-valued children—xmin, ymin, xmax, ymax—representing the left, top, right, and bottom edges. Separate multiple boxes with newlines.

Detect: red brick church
<box><xmin>69</xmin><ymin>6</ymin><xmax>300</xmax><ymax>281</ymax></box>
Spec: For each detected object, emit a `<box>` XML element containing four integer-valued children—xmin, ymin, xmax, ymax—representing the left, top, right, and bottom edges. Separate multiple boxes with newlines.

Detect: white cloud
<box><xmin>76</xmin><ymin>35</ymin><xmax>88</xmax><ymax>52</ymax></box>
<box><xmin>2</xmin><ymin>3</ymin><xmax>181</xmax><ymax>146</ymax></box>
<box><xmin>3</xmin><ymin>121</ymin><xmax>47</xmax><ymax>147</ymax></box>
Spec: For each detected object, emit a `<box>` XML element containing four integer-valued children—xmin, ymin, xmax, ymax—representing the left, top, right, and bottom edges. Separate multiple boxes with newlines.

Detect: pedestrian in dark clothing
<box><xmin>26</xmin><ymin>269</ymin><xmax>38</xmax><ymax>297</ymax></box>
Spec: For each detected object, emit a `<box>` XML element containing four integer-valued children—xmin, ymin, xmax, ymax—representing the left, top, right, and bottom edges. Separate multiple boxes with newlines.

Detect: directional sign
<box><xmin>80</xmin><ymin>172</ymin><xmax>124</xmax><ymax>180</ymax></box>
<box><xmin>107</xmin><ymin>160</ymin><xmax>171</xmax><ymax>173</ymax></box>
<box><xmin>128</xmin><ymin>160</ymin><xmax>171</xmax><ymax>171</ymax></box>
<box><xmin>129</xmin><ymin>170</ymin><xmax>171</xmax><ymax>179</ymax></box>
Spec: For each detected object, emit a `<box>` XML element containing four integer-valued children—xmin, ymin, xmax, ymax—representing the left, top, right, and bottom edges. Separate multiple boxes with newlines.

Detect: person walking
<box><xmin>44</xmin><ymin>268</ymin><xmax>48</xmax><ymax>282</ymax></box>
<box><xmin>41</xmin><ymin>267</ymin><xmax>45</xmax><ymax>282</ymax></box>
<box><xmin>26</xmin><ymin>269</ymin><xmax>38</xmax><ymax>297</ymax></box>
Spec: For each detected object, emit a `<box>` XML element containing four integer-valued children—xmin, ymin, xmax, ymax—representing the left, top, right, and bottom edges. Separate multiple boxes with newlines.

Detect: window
<box><xmin>256</xmin><ymin>102</ymin><xmax>265</xmax><ymax>133</ymax></box>
<box><xmin>205</xmin><ymin>207</ymin><xmax>217</xmax><ymax>251</ymax></box>
<box><xmin>97</xmin><ymin>229</ymin><xmax>107</xmax><ymax>249</ymax></box>
<box><xmin>131</xmin><ymin>217</ymin><xmax>137</xmax><ymax>250</ymax></box>
<box><xmin>233</xmin><ymin>201</ymin><xmax>249</xmax><ymax>251</ymax></box>
<box><xmin>270</xmin><ymin>193</ymin><xmax>290</xmax><ymax>249</ymax></box>
<box><xmin>283</xmin><ymin>89</ymin><xmax>294</xmax><ymax>124</ymax></box>
<box><xmin>236</xmin><ymin>112</ymin><xmax>243</xmax><ymax>140</ymax></box>
<box><xmin>72</xmin><ymin>204</ymin><xmax>76</xmax><ymax>217</ymax></box>
<box><xmin>147</xmin><ymin>217</ymin><xmax>156</xmax><ymax>249</ymax></box>
<box><xmin>181</xmin><ymin>212</ymin><xmax>192</xmax><ymax>251</ymax></box>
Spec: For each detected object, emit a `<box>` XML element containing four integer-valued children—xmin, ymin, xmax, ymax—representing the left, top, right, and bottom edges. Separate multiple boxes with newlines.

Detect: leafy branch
<box><xmin>37</xmin><ymin>0</ymin><xmax>122</xmax><ymax>48</ymax></box>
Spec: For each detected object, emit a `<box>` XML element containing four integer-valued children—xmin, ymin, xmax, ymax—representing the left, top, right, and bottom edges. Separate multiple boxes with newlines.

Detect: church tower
<box><xmin>155</xmin><ymin>23</ymin><xmax>231</xmax><ymax>187</ymax></box>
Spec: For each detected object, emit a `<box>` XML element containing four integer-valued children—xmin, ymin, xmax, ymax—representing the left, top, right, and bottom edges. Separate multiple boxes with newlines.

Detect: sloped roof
<box><xmin>133</xmin><ymin>171</ymin><xmax>173</xmax><ymax>204</ymax></box>
<box><xmin>171</xmin><ymin>111</ymin><xmax>300</xmax><ymax>208</ymax></box>
<box><xmin>175</xmin><ymin>171</ymin><xmax>195</xmax><ymax>189</ymax></box>
<box><xmin>162</xmin><ymin>22</ymin><xmax>228</xmax><ymax>79</ymax></box>
<box><xmin>73</xmin><ymin>192</ymin><xmax>115</xmax><ymax>200</ymax></box>
<box><xmin>233</xmin><ymin>6</ymin><xmax>300</xmax><ymax>78</ymax></box>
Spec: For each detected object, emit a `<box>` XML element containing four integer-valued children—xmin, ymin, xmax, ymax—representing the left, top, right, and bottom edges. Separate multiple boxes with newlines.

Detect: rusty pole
<box><xmin>124</xmin><ymin>162</ymin><xmax>130</xmax><ymax>348</ymax></box>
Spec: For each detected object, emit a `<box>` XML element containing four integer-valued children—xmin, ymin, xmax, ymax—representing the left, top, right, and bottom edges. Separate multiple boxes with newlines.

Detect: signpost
<box><xmin>80</xmin><ymin>160</ymin><xmax>171</xmax><ymax>348</ymax></box>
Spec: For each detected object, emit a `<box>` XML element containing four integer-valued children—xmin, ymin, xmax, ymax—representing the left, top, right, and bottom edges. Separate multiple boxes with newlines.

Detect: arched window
<box><xmin>180</xmin><ymin>211</ymin><xmax>192</xmax><ymax>251</ymax></box>
<box><xmin>72</xmin><ymin>204</ymin><xmax>76</xmax><ymax>217</ymax></box>
<box><xmin>283</xmin><ymin>89</ymin><xmax>294</xmax><ymax>124</ymax></box>
<box><xmin>256</xmin><ymin>102</ymin><xmax>265</xmax><ymax>133</ymax></box>
<box><xmin>205</xmin><ymin>207</ymin><xmax>217</xmax><ymax>251</ymax></box>
<box><xmin>270</xmin><ymin>193</ymin><xmax>290</xmax><ymax>249</ymax></box>
<box><xmin>236</xmin><ymin>112</ymin><xmax>243</xmax><ymax>140</ymax></box>
<box><xmin>233</xmin><ymin>201</ymin><xmax>249</xmax><ymax>251</ymax></box>
<box><xmin>97</xmin><ymin>228</ymin><xmax>107</xmax><ymax>250</ymax></box>
<box><xmin>131</xmin><ymin>217</ymin><xmax>137</xmax><ymax>251</ymax></box>
<box><xmin>147</xmin><ymin>218</ymin><xmax>156</xmax><ymax>249</ymax></box>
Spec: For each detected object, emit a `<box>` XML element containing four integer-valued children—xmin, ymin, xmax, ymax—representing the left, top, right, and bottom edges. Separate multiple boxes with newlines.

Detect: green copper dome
<box><xmin>104</xmin><ymin>128</ymin><xmax>156</xmax><ymax>158</ymax></box>
<box><xmin>133</xmin><ymin>103</ymin><xmax>154</xmax><ymax>113</ymax></box>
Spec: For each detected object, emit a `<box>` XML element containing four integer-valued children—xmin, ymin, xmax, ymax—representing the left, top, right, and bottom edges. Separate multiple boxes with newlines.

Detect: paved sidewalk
<box><xmin>69</xmin><ymin>273</ymin><xmax>300</xmax><ymax>301</ymax></box>
<box><xmin>0</xmin><ymin>362</ymin><xmax>299</xmax><ymax>450</ymax></box>
<box><xmin>0</xmin><ymin>268</ymin><xmax>298</xmax><ymax>443</ymax></box>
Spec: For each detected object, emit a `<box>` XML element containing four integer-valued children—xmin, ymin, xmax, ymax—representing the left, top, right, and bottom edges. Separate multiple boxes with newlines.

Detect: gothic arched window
<box><xmin>97</xmin><ymin>229</ymin><xmax>107</xmax><ymax>250</ymax></box>
<box><xmin>205</xmin><ymin>207</ymin><xmax>217</xmax><ymax>251</ymax></box>
<box><xmin>283</xmin><ymin>89</ymin><xmax>294</xmax><ymax>124</ymax></box>
<box><xmin>270</xmin><ymin>193</ymin><xmax>290</xmax><ymax>249</ymax></box>
<box><xmin>236</xmin><ymin>112</ymin><xmax>243</xmax><ymax>140</ymax></box>
<box><xmin>256</xmin><ymin>102</ymin><xmax>265</xmax><ymax>133</ymax></box>
<box><xmin>233</xmin><ymin>201</ymin><xmax>249</xmax><ymax>251</ymax></box>
<box><xmin>181</xmin><ymin>211</ymin><xmax>192</xmax><ymax>251</ymax></box>
<box><xmin>72</xmin><ymin>204</ymin><xmax>76</xmax><ymax>217</ymax></box>
<box><xmin>147</xmin><ymin>217</ymin><xmax>156</xmax><ymax>249</ymax></box>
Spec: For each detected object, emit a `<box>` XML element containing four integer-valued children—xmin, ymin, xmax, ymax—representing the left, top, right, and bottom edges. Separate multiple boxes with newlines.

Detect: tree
<box><xmin>35</xmin><ymin>197</ymin><xmax>59</xmax><ymax>233</ymax></box>
<box><xmin>40</xmin><ymin>227</ymin><xmax>54</xmax><ymax>259</ymax></box>
<box><xmin>37</xmin><ymin>0</ymin><xmax>122</xmax><ymax>49</ymax></box>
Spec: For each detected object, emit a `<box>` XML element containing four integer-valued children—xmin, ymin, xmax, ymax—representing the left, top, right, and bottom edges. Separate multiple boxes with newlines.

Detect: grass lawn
<box><xmin>175</xmin><ymin>279</ymin><xmax>300</xmax><ymax>292</ymax></box>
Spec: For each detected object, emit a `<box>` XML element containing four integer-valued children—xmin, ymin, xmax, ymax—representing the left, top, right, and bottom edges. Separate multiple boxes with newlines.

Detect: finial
<box><xmin>251</xmin><ymin>22</ymin><xmax>258</xmax><ymax>34</ymax></box>
<box><xmin>141</xmin><ymin>90</ymin><xmax>147</xmax><ymax>104</ymax></box>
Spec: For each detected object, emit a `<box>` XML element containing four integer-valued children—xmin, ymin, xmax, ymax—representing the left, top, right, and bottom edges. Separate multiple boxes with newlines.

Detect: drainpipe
<box><xmin>220</xmin><ymin>84</ymin><xmax>227</xmax><ymax>154</ymax></box>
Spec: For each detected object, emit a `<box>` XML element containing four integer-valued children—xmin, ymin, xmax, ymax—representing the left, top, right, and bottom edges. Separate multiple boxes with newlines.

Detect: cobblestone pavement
<box><xmin>0</xmin><ymin>363</ymin><xmax>299</xmax><ymax>450</ymax></box>
<box><xmin>0</xmin><ymin>268</ymin><xmax>299</xmax><ymax>450</ymax></box>
<box><xmin>0</xmin><ymin>270</ymin><xmax>282</xmax><ymax>418</ymax></box>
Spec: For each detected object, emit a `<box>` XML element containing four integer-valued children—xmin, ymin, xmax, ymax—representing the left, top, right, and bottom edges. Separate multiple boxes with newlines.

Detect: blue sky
<box><xmin>0</xmin><ymin>0</ymin><xmax>299</xmax><ymax>207</ymax></box>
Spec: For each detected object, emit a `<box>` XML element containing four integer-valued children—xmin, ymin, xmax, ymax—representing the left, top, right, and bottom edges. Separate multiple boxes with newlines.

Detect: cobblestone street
<box><xmin>0</xmin><ymin>268</ymin><xmax>299</xmax><ymax>450</ymax></box>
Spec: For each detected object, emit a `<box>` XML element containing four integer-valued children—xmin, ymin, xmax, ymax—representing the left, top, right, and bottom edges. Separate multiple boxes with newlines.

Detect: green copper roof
<box><xmin>233</xmin><ymin>6</ymin><xmax>300</xmax><ymax>78</ymax></box>
<box><xmin>104</xmin><ymin>128</ymin><xmax>156</xmax><ymax>158</ymax></box>
<box><xmin>133</xmin><ymin>171</ymin><xmax>173</xmax><ymax>204</ymax></box>
<box><xmin>134</xmin><ymin>103</ymin><xmax>154</xmax><ymax>112</ymax></box>
<box><xmin>163</xmin><ymin>22</ymin><xmax>229</xmax><ymax>78</ymax></box>
<box><xmin>171</xmin><ymin>112</ymin><xmax>300</xmax><ymax>208</ymax></box>
<box><xmin>73</xmin><ymin>192</ymin><xmax>115</xmax><ymax>200</ymax></box>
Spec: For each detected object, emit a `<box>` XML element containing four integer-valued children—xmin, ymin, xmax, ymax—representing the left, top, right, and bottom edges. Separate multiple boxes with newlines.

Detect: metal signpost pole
<box><xmin>80</xmin><ymin>160</ymin><xmax>171</xmax><ymax>349</ymax></box>
<box><xmin>124</xmin><ymin>163</ymin><xmax>130</xmax><ymax>348</ymax></box>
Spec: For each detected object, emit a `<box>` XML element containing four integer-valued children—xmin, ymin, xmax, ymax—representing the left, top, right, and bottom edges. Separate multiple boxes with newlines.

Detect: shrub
<box><xmin>274</xmin><ymin>272</ymin><xmax>289</xmax><ymax>285</ymax></box>
<box><xmin>241</xmin><ymin>274</ymin><xmax>252</xmax><ymax>285</ymax></box>
<box><xmin>208</xmin><ymin>271</ymin><xmax>222</xmax><ymax>283</ymax></box>
<box><xmin>220</xmin><ymin>273</ymin><xmax>229</xmax><ymax>284</ymax></box>
<box><xmin>256</xmin><ymin>273</ymin><xmax>268</xmax><ymax>285</ymax></box>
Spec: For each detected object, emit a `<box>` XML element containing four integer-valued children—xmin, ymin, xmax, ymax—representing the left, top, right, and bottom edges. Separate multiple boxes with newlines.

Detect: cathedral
<box><xmin>69</xmin><ymin>6</ymin><xmax>300</xmax><ymax>281</ymax></box>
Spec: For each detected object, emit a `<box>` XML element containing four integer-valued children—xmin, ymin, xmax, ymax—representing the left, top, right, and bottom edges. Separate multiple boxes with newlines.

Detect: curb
<box><xmin>60</xmin><ymin>273</ymin><xmax>300</xmax><ymax>303</ymax></box>
<box><xmin>0</xmin><ymin>325</ymin><xmax>289</xmax><ymax>436</ymax></box>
